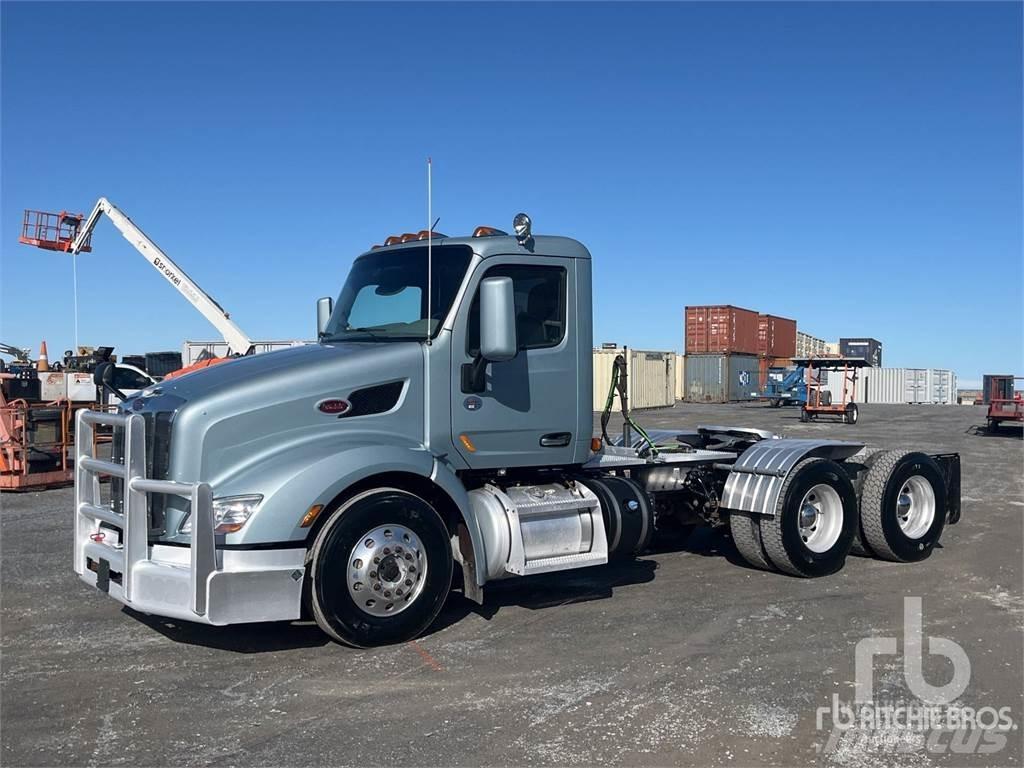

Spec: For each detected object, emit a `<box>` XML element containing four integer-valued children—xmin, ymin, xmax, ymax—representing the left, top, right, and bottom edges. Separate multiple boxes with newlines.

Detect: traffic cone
<box><xmin>37</xmin><ymin>340</ymin><xmax>49</xmax><ymax>371</ymax></box>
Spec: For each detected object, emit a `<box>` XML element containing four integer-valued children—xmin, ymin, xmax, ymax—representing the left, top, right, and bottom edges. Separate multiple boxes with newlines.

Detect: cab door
<box><xmin>450</xmin><ymin>256</ymin><xmax>579</xmax><ymax>468</ymax></box>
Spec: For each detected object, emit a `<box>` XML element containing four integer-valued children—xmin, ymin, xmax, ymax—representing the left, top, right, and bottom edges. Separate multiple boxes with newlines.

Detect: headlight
<box><xmin>178</xmin><ymin>494</ymin><xmax>263</xmax><ymax>535</ymax></box>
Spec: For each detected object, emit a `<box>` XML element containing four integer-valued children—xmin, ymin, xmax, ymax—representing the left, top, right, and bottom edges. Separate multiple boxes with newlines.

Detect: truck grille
<box><xmin>110</xmin><ymin>410</ymin><xmax>175</xmax><ymax>535</ymax></box>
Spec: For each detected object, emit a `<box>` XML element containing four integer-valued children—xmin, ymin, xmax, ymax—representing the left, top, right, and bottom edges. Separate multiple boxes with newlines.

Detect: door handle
<box><xmin>539</xmin><ymin>432</ymin><xmax>571</xmax><ymax>448</ymax></box>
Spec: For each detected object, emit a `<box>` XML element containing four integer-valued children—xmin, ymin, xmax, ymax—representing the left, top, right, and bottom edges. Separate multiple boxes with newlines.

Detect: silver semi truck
<box><xmin>74</xmin><ymin>215</ymin><xmax>961</xmax><ymax>647</ymax></box>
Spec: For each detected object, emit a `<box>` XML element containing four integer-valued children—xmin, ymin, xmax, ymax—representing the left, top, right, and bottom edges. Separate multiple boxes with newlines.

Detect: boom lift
<box><xmin>19</xmin><ymin>199</ymin><xmax>254</xmax><ymax>359</ymax></box>
<box><xmin>760</xmin><ymin>366</ymin><xmax>808</xmax><ymax>407</ymax></box>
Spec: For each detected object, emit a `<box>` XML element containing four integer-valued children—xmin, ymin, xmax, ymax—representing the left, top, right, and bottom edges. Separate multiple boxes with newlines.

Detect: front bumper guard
<box><xmin>73</xmin><ymin>409</ymin><xmax>303</xmax><ymax>625</ymax></box>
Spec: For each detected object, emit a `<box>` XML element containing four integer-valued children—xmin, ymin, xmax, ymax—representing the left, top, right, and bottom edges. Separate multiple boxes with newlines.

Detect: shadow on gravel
<box><xmin>967</xmin><ymin>426</ymin><xmax>1023</xmax><ymax>439</ymax></box>
<box><xmin>651</xmin><ymin>523</ymin><xmax>776</xmax><ymax>573</ymax></box>
<box><xmin>123</xmin><ymin>608</ymin><xmax>332</xmax><ymax>652</ymax></box>
<box><xmin>421</xmin><ymin>557</ymin><xmax>660</xmax><ymax>639</ymax></box>
<box><xmin>120</xmin><ymin>526</ymin><xmax>773</xmax><ymax>651</ymax></box>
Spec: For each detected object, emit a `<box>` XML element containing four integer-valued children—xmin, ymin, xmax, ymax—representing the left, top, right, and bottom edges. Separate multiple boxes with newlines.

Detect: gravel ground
<box><xmin>2</xmin><ymin>402</ymin><xmax>1021</xmax><ymax>767</ymax></box>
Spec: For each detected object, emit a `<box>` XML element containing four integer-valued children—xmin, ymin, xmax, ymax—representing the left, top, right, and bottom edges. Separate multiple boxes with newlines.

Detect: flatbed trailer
<box><xmin>68</xmin><ymin>213</ymin><xmax>962</xmax><ymax>647</ymax></box>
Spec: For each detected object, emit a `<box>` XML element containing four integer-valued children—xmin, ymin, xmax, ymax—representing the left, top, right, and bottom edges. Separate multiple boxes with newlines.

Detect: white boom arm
<box><xmin>70</xmin><ymin>198</ymin><xmax>253</xmax><ymax>355</ymax></box>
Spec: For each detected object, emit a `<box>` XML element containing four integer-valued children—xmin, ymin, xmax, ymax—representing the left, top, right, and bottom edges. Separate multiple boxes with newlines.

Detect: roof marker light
<box><xmin>472</xmin><ymin>226</ymin><xmax>508</xmax><ymax>237</ymax></box>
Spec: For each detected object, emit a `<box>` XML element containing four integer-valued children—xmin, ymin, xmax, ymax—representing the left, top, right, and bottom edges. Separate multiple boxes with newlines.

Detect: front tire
<box><xmin>309</xmin><ymin>488</ymin><xmax>453</xmax><ymax>647</ymax></box>
<box><xmin>758</xmin><ymin>458</ymin><xmax>858</xmax><ymax>577</ymax></box>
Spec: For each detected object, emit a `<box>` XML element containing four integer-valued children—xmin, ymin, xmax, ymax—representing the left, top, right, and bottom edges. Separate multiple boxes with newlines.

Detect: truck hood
<box><xmin>131</xmin><ymin>341</ymin><xmax>427</xmax><ymax>495</ymax></box>
<box><xmin>153</xmin><ymin>342</ymin><xmax>398</xmax><ymax>402</ymax></box>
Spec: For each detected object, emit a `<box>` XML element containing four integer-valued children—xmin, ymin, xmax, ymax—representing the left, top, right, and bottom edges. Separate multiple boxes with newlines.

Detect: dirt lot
<box><xmin>2</xmin><ymin>403</ymin><xmax>1021</xmax><ymax>767</ymax></box>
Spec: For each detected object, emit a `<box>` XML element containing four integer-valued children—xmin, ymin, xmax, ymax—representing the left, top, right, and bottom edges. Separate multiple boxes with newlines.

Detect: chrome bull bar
<box><xmin>74</xmin><ymin>409</ymin><xmax>216</xmax><ymax>616</ymax></box>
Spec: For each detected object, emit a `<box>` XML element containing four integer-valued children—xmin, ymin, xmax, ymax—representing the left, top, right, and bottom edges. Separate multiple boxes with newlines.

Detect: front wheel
<box><xmin>309</xmin><ymin>488</ymin><xmax>453</xmax><ymax>647</ymax></box>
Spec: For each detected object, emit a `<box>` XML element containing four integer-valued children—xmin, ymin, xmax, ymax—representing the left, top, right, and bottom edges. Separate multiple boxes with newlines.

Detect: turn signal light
<box><xmin>458</xmin><ymin>434</ymin><xmax>477</xmax><ymax>453</ymax></box>
<box><xmin>300</xmin><ymin>504</ymin><xmax>325</xmax><ymax>528</ymax></box>
<box><xmin>590</xmin><ymin>437</ymin><xmax>602</xmax><ymax>453</ymax></box>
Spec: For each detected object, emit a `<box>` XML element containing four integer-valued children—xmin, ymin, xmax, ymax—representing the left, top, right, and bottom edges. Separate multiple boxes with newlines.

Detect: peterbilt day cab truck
<box><xmin>74</xmin><ymin>214</ymin><xmax>961</xmax><ymax>647</ymax></box>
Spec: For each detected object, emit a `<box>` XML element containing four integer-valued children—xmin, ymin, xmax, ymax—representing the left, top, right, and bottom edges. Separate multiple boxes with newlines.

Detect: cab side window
<box><xmin>467</xmin><ymin>265</ymin><xmax>567</xmax><ymax>354</ymax></box>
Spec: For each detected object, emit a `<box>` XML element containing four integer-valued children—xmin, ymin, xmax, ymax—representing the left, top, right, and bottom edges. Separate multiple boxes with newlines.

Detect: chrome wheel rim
<box><xmin>896</xmin><ymin>476</ymin><xmax>935</xmax><ymax>539</ymax></box>
<box><xmin>797</xmin><ymin>483</ymin><xmax>843</xmax><ymax>553</ymax></box>
<box><xmin>347</xmin><ymin>525</ymin><xmax>428</xmax><ymax>617</ymax></box>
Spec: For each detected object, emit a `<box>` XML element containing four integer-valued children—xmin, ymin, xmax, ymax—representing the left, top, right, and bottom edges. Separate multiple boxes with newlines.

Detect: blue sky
<box><xmin>2</xmin><ymin>2</ymin><xmax>1020</xmax><ymax>386</ymax></box>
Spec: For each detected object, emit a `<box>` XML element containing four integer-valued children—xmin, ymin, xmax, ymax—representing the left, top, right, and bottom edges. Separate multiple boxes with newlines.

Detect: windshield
<box><xmin>323</xmin><ymin>245</ymin><xmax>472</xmax><ymax>342</ymax></box>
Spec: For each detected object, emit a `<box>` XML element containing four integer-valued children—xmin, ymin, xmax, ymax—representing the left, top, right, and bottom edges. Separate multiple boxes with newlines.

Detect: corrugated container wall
<box><xmin>685</xmin><ymin>305</ymin><xmax>759</xmax><ymax>355</ymax></box>
<box><xmin>796</xmin><ymin>331</ymin><xmax>829</xmax><ymax>358</ymax></box>
<box><xmin>592</xmin><ymin>349</ymin><xmax>676</xmax><ymax>411</ymax></box>
<box><xmin>839</xmin><ymin>338</ymin><xmax>882</xmax><ymax>367</ymax></box>
<box><xmin>757</xmin><ymin>314</ymin><xmax>797</xmax><ymax>358</ymax></box>
<box><xmin>675</xmin><ymin>354</ymin><xmax>685</xmax><ymax>401</ymax></box>
<box><xmin>824</xmin><ymin>368</ymin><xmax>957</xmax><ymax>404</ymax></box>
<box><xmin>684</xmin><ymin>353</ymin><xmax>759</xmax><ymax>403</ymax></box>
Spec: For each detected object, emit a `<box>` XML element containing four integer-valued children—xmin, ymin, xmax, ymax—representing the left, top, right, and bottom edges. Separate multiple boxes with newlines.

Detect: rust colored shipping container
<box><xmin>757</xmin><ymin>314</ymin><xmax>797</xmax><ymax>358</ymax></box>
<box><xmin>685</xmin><ymin>305</ymin><xmax>759</xmax><ymax>355</ymax></box>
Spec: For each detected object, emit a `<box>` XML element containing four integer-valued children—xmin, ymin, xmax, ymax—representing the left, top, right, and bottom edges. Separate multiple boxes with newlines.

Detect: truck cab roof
<box><xmin>360</xmin><ymin>232</ymin><xmax>592</xmax><ymax>261</ymax></box>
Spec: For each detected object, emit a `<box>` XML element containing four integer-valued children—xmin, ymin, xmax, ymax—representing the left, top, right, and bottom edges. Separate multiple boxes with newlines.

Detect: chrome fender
<box><xmin>721</xmin><ymin>439</ymin><xmax>865</xmax><ymax>517</ymax></box>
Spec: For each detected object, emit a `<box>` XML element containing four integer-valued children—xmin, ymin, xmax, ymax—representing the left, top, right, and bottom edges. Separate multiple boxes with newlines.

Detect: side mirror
<box><xmin>93</xmin><ymin>362</ymin><xmax>127</xmax><ymax>404</ymax></box>
<box><xmin>316</xmin><ymin>296</ymin><xmax>334</xmax><ymax>338</ymax></box>
<box><xmin>479</xmin><ymin>277</ymin><xmax>517</xmax><ymax>362</ymax></box>
<box><xmin>462</xmin><ymin>277</ymin><xmax>518</xmax><ymax>394</ymax></box>
<box><xmin>93</xmin><ymin>361</ymin><xmax>111</xmax><ymax>387</ymax></box>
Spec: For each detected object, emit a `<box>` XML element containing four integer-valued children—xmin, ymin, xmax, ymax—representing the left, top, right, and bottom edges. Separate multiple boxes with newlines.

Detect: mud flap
<box><xmin>932</xmin><ymin>453</ymin><xmax>961</xmax><ymax>524</ymax></box>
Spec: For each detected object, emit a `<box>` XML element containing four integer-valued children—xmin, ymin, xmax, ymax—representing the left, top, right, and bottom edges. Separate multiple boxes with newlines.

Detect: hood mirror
<box><xmin>316</xmin><ymin>297</ymin><xmax>334</xmax><ymax>338</ymax></box>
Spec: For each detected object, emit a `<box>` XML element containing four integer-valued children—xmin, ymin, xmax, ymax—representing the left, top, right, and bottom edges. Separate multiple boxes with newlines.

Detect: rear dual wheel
<box><xmin>729</xmin><ymin>458</ymin><xmax>857</xmax><ymax>577</ymax></box>
<box><xmin>857</xmin><ymin>451</ymin><xmax>947</xmax><ymax>562</ymax></box>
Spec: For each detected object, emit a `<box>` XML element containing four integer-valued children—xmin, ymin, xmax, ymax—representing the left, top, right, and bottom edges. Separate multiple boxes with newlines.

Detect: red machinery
<box><xmin>1</xmin><ymin>375</ymin><xmax>75</xmax><ymax>490</ymax></box>
<box><xmin>793</xmin><ymin>356</ymin><xmax>872</xmax><ymax>425</ymax></box>
<box><xmin>0</xmin><ymin>374</ymin><xmax>116</xmax><ymax>491</ymax></box>
<box><xmin>986</xmin><ymin>376</ymin><xmax>1022</xmax><ymax>434</ymax></box>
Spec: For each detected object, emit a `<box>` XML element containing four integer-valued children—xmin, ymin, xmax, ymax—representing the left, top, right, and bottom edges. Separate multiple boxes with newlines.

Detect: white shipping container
<box><xmin>675</xmin><ymin>354</ymin><xmax>685</xmax><ymax>401</ymax></box>
<box><xmin>183</xmin><ymin>340</ymin><xmax>311</xmax><ymax>366</ymax></box>
<box><xmin>823</xmin><ymin>368</ymin><xmax>957</xmax><ymax>405</ymax></box>
<box><xmin>593</xmin><ymin>349</ymin><xmax>676</xmax><ymax>411</ymax></box>
<box><xmin>796</xmin><ymin>331</ymin><xmax>828</xmax><ymax>358</ymax></box>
